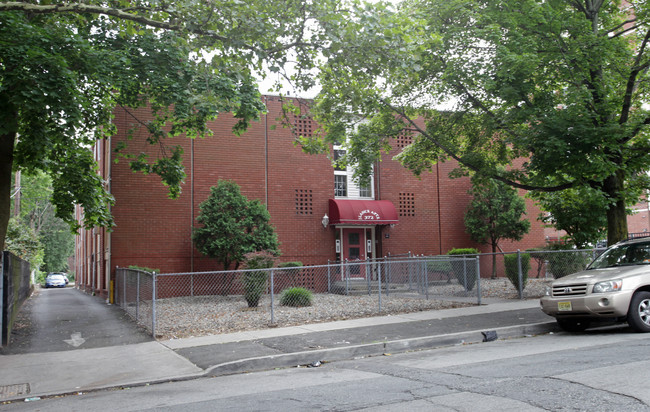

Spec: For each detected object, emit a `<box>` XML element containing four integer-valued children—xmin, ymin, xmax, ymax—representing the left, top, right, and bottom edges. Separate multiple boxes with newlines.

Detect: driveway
<box><xmin>1</xmin><ymin>287</ymin><xmax>152</xmax><ymax>354</ymax></box>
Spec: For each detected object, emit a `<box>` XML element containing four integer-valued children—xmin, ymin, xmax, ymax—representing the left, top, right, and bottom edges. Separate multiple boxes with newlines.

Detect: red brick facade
<box><xmin>75</xmin><ymin>96</ymin><xmax>547</xmax><ymax>298</ymax></box>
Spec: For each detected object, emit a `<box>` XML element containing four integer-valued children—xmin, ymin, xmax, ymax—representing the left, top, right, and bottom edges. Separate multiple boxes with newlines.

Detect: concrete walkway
<box><xmin>0</xmin><ymin>299</ymin><xmax>557</xmax><ymax>402</ymax></box>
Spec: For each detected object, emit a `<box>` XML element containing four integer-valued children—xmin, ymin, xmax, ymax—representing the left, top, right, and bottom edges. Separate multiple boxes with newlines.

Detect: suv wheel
<box><xmin>627</xmin><ymin>291</ymin><xmax>650</xmax><ymax>333</ymax></box>
<box><xmin>556</xmin><ymin>318</ymin><xmax>590</xmax><ymax>332</ymax></box>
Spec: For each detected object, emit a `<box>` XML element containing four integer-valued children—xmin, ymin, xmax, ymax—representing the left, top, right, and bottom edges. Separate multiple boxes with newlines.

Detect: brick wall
<box><xmin>77</xmin><ymin>95</ymin><xmax>549</xmax><ymax>290</ymax></box>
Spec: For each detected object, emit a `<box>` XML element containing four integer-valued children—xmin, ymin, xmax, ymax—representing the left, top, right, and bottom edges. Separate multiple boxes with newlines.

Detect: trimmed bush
<box><xmin>278</xmin><ymin>261</ymin><xmax>303</xmax><ymax>287</ymax></box>
<box><xmin>504</xmin><ymin>253</ymin><xmax>530</xmax><ymax>291</ymax></box>
<box><xmin>278</xmin><ymin>261</ymin><xmax>303</xmax><ymax>268</ymax></box>
<box><xmin>242</xmin><ymin>251</ymin><xmax>277</xmax><ymax>308</ymax></box>
<box><xmin>426</xmin><ymin>260</ymin><xmax>452</xmax><ymax>273</ymax></box>
<box><xmin>280</xmin><ymin>287</ymin><xmax>313</xmax><ymax>307</ymax></box>
<box><xmin>128</xmin><ymin>265</ymin><xmax>160</xmax><ymax>274</ymax></box>
<box><xmin>447</xmin><ymin>248</ymin><xmax>479</xmax><ymax>291</ymax></box>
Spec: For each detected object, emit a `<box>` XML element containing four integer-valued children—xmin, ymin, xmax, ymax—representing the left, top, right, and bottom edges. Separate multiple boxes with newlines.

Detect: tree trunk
<box><xmin>604</xmin><ymin>170</ymin><xmax>628</xmax><ymax>246</ymax></box>
<box><xmin>0</xmin><ymin>99</ymin><xmax>18</xmax><ymax>249</ymax></box>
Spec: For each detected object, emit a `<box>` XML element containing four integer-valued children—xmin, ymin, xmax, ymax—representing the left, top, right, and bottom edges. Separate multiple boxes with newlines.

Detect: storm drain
<box><xmin>0</xmin><ymin>383</ymin><xmax>30</xmax><ymax>400</ymax></box>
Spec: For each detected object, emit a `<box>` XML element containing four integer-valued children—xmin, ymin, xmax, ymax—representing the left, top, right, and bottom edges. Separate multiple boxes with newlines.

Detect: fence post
<box><xmin>366</xmin><ymin>261</ymin><xmax>371</xmax><ymax>296</ymax></box>
<box><xmin>122</xmin><ymin>269</ymin><xmax>126</xmax><ymax>309</ymax></box>
<box><xmin>191</xmin><ymin>273</ymin><xmax>194</xmax><ymax>297</ymax></box>
<box><xmin>343</xmin><ymin>259</ymin><xmax>350</xmax><ymax>295</ymax></box>
<box><xmin>476</xmin><ymin>256</ymin><xmax>481</xmax><ymax>306</ymax></box>
<box><xmin>378</xmin><ymin>259</ymin><xmax>382</xmax><ymax>312</ymax></box>
<box><xmin>270</xmin><ymin>269</ymin><xmax>275</xmax><ymax>324</ymax></box>
<box><xmin>425</xmin><ymin>258</ymin><xmax>429</xmax><ymax>300</ymax></box>
<box><xmin>327</xmin><ymin>261</ymin><xmax>331</xmax><ymax>293</ymax></box>
<box><xmin>136</xmin><ymin>271</ymin><xmax>140</xmax><ymax>322</ymax></box>
<box><xmin>463</xmin><ymin>257</ymin><xmax>468</xmax><ymax>292</ymax></box>
<box><xmin>152</xmin><ymin>272</ymin><xmax>156</xmax><ymax>339</ymax></box>
<box><xmin>517</xmin><ymin>249</ymin><xmax>524</xmax><ymax>300</ymax></box>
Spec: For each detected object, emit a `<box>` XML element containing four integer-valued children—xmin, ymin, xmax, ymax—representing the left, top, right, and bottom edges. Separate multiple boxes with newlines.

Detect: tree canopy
<box><xmin>0</xmin><ymin>0</ymin><xmax>338</xmax><ymax>247</ymax></box>
<box><xmin>308</xmin><ymin>0</ymin><xmax>650</xmax><ymax>245</ymax></box>
<box><xmin>192</xmin><ymin>180</ymin><xmax>279</xmax><ymax>271</ymax></box>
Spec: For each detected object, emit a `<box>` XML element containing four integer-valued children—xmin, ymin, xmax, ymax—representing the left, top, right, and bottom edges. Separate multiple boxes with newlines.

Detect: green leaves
<box><xmin>464</xmin><ymin>175</ymin><xmax>531</xmax><ymax>248</ymax></box>
<box><xmin>311</xmin><ymin>0</ymin><xmax>650</xmax><ymax>244</ymax></box>
<box><xmin>192</xmin><ymin>181</ymin><xmax>279</xmax><ymax>270</ymax></box>
<box><xmin>1</xmin><ymin>0</ymin><xmax>339</xmax><ymax>244</ymax></box>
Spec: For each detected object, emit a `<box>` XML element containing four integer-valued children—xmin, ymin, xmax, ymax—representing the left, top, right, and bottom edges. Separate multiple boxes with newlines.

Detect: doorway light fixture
<box><xmin>321</xmin><ymin>214</ymin><xmax>329</xmax><ymax>228</ymax></box>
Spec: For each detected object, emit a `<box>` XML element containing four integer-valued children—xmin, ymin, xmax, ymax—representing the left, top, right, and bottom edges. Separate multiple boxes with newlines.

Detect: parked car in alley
<box><xmin>44</xmin><ymin>273</ymin><xmax>67</xmax><ymax>288</ymax></box>
<box><xmin>541</xmin><ymin>236</ymin><xmax>650</xmax><ymax>332</ymax></box>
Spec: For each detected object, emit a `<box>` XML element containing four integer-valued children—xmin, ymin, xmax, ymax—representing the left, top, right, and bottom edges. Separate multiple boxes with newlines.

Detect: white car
<box><xmin>44</xmin><ymin>273</ymin><xmax>67</xmax><ymax>288</ymax></box>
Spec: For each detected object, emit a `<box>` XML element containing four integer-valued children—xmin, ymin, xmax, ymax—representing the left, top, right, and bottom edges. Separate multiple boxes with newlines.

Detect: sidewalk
<box><xmin>0</xmin><ymin>299</ymin><xmax>557</xmax><ymax>403</ymax></box>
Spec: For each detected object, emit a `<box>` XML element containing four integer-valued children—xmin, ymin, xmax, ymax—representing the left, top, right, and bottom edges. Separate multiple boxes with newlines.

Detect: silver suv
<box><xmin>540</xmin><ymin>236</ymin><xmax>650</xmax><ymax>332</ymax></box>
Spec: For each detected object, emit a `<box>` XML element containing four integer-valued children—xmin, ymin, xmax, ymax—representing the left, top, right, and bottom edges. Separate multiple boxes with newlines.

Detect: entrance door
<box><xmin>342</xmin><ymin>228</ymin><xmax>365</xmax><ymax>262</ymax></box>
<box><xmin>342</xmin><ymin>228</ymin><xmax>365</xmax><ymax>278</ymax></box>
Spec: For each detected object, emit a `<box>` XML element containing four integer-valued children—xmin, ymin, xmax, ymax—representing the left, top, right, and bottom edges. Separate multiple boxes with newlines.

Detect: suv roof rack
<box><xmin>626</xmin><ymin>233</ymin><xmax>650</xmax><ymax>241</ymax></box>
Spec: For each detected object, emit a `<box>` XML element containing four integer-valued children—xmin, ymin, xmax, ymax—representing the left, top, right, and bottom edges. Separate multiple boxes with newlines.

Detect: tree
<box><xmin>4</xmin><ymin>217</ymin><xmax>43</xmax><ymax>270</ymax></box>
<box><xmin>9</xmin><ymin>170</ymin><xmax>75</xmax><ymax>273</ymax></box>
<box><xmin>41</xmin><ymin>217</ymin><xmax>75</xmax><ymax>274</ymax></box>
<box><xmin>307</xmin><ymin>0</ymin><xmax>650</xmax><ymax>246</ymax></box>
<box><xmin>464</xmin><ymin>175</ymin><xmax>531</xmax><ymax>278</ymax></box>
<box><xmin>0</xmin><ymin>1</ymin><xmax>337</xmax><ymax>249</ymax></box>
<box><xmin>531</xmin><ymin>187</ymin><xmax>608</xmax><ymax>248</ymax></box>
<box><xmin>192</xmin><ymin>180</ymin><xmax>279</xmax><ymax>272</ymax></box>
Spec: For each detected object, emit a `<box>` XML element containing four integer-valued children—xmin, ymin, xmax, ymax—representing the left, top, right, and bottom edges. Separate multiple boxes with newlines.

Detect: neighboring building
<box><xmin>74</xmin><ymin>96</ymin><xmax>546</xmax><ymax>299</ymax></box>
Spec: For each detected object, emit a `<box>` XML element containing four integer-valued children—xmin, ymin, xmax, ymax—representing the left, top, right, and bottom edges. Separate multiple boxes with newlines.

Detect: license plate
<box><xmin>558</xmin><ymin>302</ymin><xmax>572</xmax><ymax>312</ymax></box>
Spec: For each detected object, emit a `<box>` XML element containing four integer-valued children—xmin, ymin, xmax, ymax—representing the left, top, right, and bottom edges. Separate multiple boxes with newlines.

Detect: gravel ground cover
<box><xmin>153</xmin><ymin>278</ymin><xmax>551</xmax><ymax>340</ymax></box>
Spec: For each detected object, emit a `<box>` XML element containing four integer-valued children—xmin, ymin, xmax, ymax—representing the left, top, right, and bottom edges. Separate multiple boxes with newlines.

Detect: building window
<box><xmin>359</xmin><ymin>178</ymin><xmax>372</xmax><ymax>198</ymax></box>
<box><xmin>399</xmin><ymin>192</ymin><xmax>416</xmax><ymax>217</ymax></box>
<box><xmin>335</xmin><ymin>175</ymin><xmax>347</xmax><ymax>197</ymax></box>
<box><xmin>295</xmin><ymin>189</ymin><xmax>313</xmax><ymax>215</ymax></box>
<box><xmin>333</xmin><ymin>149</ymin><xmax>346</xmax><ymax>171</ymax></box>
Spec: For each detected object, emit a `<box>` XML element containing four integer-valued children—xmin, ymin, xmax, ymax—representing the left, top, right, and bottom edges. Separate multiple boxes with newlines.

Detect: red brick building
<box><xmin>74</xmin><ymin>96</ymin><xmax>546</xmax><ymax>298</ymax></box>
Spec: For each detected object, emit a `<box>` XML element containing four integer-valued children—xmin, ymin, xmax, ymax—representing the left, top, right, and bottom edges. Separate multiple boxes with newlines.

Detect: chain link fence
<box><xmin>114</xmin><ymin>249</ymin><xmax>601</xmax><ymax>339</ymax></box>
<box><xmin>114</xmin><ymin>268</ymin><xmax>155</xmax><ymax>335</ymax></box>
<box><xmin>115</xmin><ymin>256</ymin><xmax>480</xmax><ymax>339</ymax></box>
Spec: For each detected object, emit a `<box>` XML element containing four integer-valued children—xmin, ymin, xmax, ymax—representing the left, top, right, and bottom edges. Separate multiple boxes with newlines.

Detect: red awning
<box><xmin>328</xmin><ymin>199</ymin><xmax>399</xmax><ymax>225</ymax></box>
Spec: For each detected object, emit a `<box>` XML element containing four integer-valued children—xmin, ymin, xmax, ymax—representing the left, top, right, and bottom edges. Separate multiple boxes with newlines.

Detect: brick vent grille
<box><xmin>399</xmin><ymin>192</ymin><xmax>416</xmax><ymax>217</ymax></box>
<box><xmin>395</xmin><ymin>131</ymin><xmax>414</xmax><ymax>149</ymax></box>
<box><xmin>295</xmin><ymin>189</ymin><xmax>313</xmax><ymax>215</ymax></box>
<box><xmin>294</xmin><ymin>115</ymin><xmax>314</xmax><ymax>137</ymax></box>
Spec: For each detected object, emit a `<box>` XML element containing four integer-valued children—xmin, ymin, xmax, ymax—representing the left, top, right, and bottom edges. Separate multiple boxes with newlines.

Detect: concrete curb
<box><xmin>204</xmin><ymin>321</ymin><xmax>559</xmax><ymax>376</ymax></box>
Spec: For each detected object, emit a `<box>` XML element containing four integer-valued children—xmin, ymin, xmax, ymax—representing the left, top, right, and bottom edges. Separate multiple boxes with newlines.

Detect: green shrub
<box><xmin>278</xmin><ymin>261</ymin><xmax>303</xmax><ymax>268</ymax></box>
<box><xmin>242</xmin><ymin>251</ymin><xmax>277</xmax><ymax>308</ymax></box>
<box><xmin>426</xmin><ymin>260</ymin><xmax>452</xmax><ymax>273</ymax></box>
<box><xmin>280</xmin><ymin>287</ymin><xmax>313</xmax><ymax>307</ymax></box>
<box><xmin>128</xmin><ymin>265</ymin><xmax>160</xmax><ymax>274</ymax></box>
<box><xmin>542</xmin><ymin>244</ymin><xmax>590</xmax><ymax>279</ymax></box>
<box><xmin>504</xmin><ymin>253</ymin><xmax>530</xmax><ymax>291</ymax></box>
<box><xmin>447</xmin><ymin>248</ymin><xmax>479</xmax><ymax>291</ymax></box>
<box><xmin>278</xmin><ymin>261</ymin><xmax>303</xmax><ymax>287</ymax></box>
